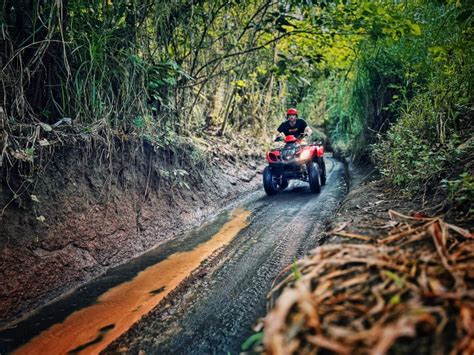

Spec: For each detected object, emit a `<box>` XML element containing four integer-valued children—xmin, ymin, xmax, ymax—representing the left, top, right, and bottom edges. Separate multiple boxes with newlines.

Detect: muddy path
<box><xmin>106</xmin><ymin>157</ymin><xmax>347</xmax><ymax>354</ymax></box>
<box><xmin>0</xmin><ymin>157</ymin><xmax>346</xmax><ymax>354</ymax></box>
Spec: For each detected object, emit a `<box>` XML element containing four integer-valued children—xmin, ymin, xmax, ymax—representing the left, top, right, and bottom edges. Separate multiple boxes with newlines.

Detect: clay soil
<box><xmin>0</xmin><ymin>135</ymin><xmax>263</xmax><ymax>328</ymax></box>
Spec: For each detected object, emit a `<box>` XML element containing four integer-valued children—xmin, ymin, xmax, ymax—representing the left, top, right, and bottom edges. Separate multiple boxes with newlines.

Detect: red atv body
<box><xmin>263</xmin><ymin>135</ymin><xmax>326</xmax><ymax>195</ymax></box>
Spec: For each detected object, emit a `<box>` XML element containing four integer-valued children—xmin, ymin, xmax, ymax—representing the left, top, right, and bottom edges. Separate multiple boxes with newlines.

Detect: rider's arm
<box><xmin>274</xmin><ymin>130</ymin><xmax>284</xmax><ymax>141</ymax></box>
<box><xmin>299</xmin><ymin>119</ymin><xmax>312</xmax><ymax>137</ymax></box>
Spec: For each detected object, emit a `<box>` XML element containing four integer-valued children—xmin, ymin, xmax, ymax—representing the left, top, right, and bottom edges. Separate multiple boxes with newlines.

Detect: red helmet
<box><xmin>287</xmin><ymin>108</ymin><xmax>298</xmax><ymax>116</ymax></box>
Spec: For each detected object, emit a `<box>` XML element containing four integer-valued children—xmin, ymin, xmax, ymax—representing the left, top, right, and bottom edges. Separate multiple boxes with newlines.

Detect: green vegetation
<box><xmin>369</xmin><ymin>2</ymin><xmax>473</xmax><ymax>201</ymax></box>
<box><xmin>241</xmin><ymin>331</ymin><xmax>264</xmax><ymax>351</ymax></box>
<box><xmin>311</xmin><ymin>1</ymin><xmax>473</xmax><ymax>205</ymax></box>
<box><xmin>1</xmin><ymin>0</ymin><xmax>472</xmax><ymax>208</ymax></box>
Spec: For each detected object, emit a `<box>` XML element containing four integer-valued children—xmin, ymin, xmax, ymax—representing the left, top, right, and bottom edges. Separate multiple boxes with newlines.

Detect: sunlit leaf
<box><xmin>408</xmin><ymin>23</ymin><xmax>421</xmax><ymax>36</ymax></box>
<box><xmin>241</xmin><ymin>331</ymin><xmax>264</xmax><ymax>351</ymax></box>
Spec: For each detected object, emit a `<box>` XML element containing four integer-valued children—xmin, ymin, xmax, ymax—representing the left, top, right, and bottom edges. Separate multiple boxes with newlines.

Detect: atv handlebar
<box><xmin>275</xmin><ymin>134</ymin><xmax>307</xmax><ymax>142</ymax></box>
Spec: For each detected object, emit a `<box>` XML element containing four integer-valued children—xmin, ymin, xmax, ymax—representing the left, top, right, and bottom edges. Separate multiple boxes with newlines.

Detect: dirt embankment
<box><xmin>0</xmin><ymin>137</ymin><xmax>262</xmax><ymax>327</ymax></box>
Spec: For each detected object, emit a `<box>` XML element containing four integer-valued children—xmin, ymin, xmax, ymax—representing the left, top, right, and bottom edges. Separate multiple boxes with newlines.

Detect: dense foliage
<box><xmin>371</xmin><ymin>3</ymin><xmax>473</xmax><ymax>201</ymax></box>
<box><xmin>1</xmin><ymin>1</ymin><xmax>283</xmax><ymax>136</ymax></box>
<box><xmin>291</xmin><ymin>1</ymin><xmax>473</xmax><ymax>212</ymax></box>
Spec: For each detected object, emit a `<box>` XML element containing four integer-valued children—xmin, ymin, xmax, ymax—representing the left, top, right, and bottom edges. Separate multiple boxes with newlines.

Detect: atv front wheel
<box><xmin>308</xmin><ymin>162</ymin><xmax>321</xmax><ymax>193</ymax></box>
<box><xmin>319</xmin><ymin>158</ymin><xmax>326</xmax><ymax>186</ymax></box>
<box><xmin>263</xmin><ymin>166</ymin><xmax>278</xmax><ymax>195</ymax></box>
<box><xmin>279</xmin><ymin>179</ymin><xmax>289</xmax><ymax>190</ymax></box>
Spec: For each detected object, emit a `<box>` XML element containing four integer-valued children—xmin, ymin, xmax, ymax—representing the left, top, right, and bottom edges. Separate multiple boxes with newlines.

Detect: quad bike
<box><xmin>263</xmin><ymin>134</ymin><xmax>326</xmax><ymax>195</ymax></box>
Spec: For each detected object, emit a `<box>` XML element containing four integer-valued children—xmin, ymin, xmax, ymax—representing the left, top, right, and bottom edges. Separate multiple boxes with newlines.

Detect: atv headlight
<box><xmin>299</xmin><ymin>149</ymin><xmax>312</xmax><ymax>161</ymax></box>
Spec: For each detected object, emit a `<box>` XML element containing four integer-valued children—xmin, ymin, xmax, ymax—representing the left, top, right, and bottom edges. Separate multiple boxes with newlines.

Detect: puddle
<box><xmin>11</xmin><ymin>208</ymin><xmax>250</xmax><ymax>355</ymax></box>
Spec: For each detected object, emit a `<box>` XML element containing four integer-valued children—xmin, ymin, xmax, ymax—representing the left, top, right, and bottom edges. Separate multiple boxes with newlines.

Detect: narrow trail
<box><xmin>0</xmin><ymin>157</ymin><xmax>346</xmax><ymax>355</ymax></box>
<box><xmin>106</xmin><ymin>157</ymin><xmax>346</xmax><ymax>354</ymax></box>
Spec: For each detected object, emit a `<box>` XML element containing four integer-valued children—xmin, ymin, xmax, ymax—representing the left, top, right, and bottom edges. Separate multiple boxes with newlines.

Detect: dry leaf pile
<box><xmin>262</xmin><ymin>211</ymin><xmax>474</xmax><ymax>354</ymax></box>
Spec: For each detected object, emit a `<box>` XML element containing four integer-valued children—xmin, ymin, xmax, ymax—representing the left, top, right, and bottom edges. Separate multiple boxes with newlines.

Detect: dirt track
<box><xmin>0</xmin><ymin>157</ymin><xmax>347</xmax><ymax>354</ymax></box>
<box><xmin>105</xmin><ymin>157</ymin><xmax>347</xmax><ymax>354</ymax></box>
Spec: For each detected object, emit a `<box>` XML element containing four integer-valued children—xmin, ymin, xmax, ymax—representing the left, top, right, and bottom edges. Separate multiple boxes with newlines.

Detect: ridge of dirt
<box><xmin>324</xmin><ymin>160</ymin><xmax>472</xmax><ymax>244</ymax></box>
<box><xmin>0</xmin><ymin>135</ymin><xmax>264</xmax><ymax>328</ymax></box>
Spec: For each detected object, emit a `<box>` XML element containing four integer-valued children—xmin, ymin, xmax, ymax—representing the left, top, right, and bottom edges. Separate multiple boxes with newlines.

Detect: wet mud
<box><xmin>8</xmin><ymin>208</ymin><xmax>250</xmax><ymax>354</ymax></box>
<box><xmin>1</xmin><ymin>156</ymin><xmax>347</xmax><ymax>354</ymax></box>
<box><xmin>0</xmin><ymin>209</ymin><xmax>250</xmax><ymax>353</ymax></box>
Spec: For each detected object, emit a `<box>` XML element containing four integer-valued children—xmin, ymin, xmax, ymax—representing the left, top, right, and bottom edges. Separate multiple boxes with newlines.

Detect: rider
<box><xmin>275</xmin><ymin>108</ymin><xmax>313</xmax><ymax>141</ymax></box>
<box><xmin>275</xmin><ymin>108</ymin><xmax>326</xmax><ymax>178</ymax></box>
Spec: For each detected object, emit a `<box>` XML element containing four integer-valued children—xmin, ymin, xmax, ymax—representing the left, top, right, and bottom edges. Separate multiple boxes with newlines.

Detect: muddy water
<box><xmin>4</xmin><ymin>208</ymin><xmax>250</xmax><ymax>355</ymax></box>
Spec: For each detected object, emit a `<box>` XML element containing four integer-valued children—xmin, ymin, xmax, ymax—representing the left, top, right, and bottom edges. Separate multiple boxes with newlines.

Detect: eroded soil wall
<box><xmin>0</xmin><ymin>140</ymin><xmax>261</xmax><ymax>326</ymax></box>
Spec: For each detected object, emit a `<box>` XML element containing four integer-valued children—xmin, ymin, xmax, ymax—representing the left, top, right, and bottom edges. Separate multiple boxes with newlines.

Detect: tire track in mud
<box><xmin>106</xmin><ymin>157</ymin><xmax>347</xmax><ymax>354</ymax></box>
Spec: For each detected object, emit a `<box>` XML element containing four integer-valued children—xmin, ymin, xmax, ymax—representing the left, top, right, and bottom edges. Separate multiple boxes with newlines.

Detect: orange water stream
<box><xmin>15</xmin><ymin>208</ymin><xmax>250</xmax><ymax>355</ymax></box>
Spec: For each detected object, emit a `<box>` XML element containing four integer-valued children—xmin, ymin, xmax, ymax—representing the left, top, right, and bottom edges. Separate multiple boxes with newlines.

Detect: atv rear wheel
<box><xmin>308</xmin><ymin>162</ymin><xmax>321</xmax><ymax>193</ymax></box>
<box><xmin>263</xmin><ymin>166</ymin><xmax>278</xmax><ymax>195</ymax></box>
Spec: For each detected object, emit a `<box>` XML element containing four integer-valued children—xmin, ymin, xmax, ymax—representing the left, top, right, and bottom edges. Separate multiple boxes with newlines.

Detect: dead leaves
<box><xmin>262</xmin><ymin>211</ymin><xmax>474</xmax><ymax>354</ymax></box>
